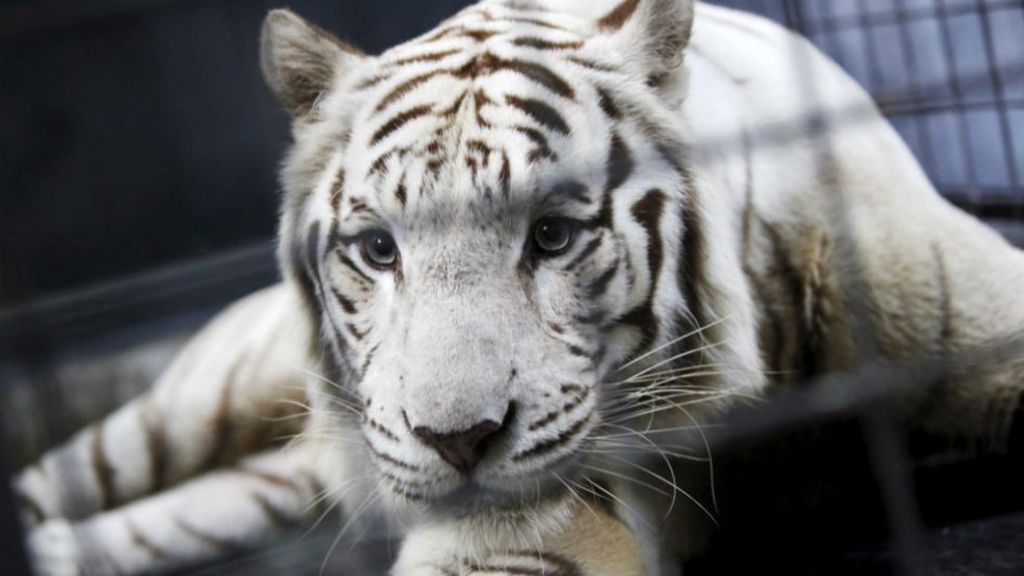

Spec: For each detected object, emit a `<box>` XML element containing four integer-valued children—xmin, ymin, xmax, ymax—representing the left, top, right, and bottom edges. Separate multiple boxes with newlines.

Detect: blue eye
<box><xmin>532</xmin><ymin>218</ymin><xmax>577</xmax><ymax>255</ymax></box>
<box><xmin>360</xmin><ymin>229</ymin><xmax>399</xmax><ymax>269</ymax></box>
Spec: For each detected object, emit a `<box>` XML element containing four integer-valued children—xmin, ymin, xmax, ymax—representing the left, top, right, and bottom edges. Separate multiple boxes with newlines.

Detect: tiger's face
<box><xmin>264</xmin><ymin>0</ymin><xmax>711</xmax><ymax>515</ymax></box>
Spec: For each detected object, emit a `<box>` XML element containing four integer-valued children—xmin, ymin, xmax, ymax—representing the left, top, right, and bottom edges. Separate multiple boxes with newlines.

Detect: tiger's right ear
<box><xmin>260</xmin><ymin>9</ymin><xmax>365</xmax><ymax>118</ymax></box>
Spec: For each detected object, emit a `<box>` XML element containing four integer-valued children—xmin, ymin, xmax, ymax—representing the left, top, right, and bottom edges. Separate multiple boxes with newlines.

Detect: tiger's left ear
<box><xmin>260</xmin><ymin>9</ymin><xmax>365</xmax><ymax>118</ymax></box>
<box><xmin>596</xmin><ymin>0</ymin><xmax>694</xmax><ymax>83</ymax></box>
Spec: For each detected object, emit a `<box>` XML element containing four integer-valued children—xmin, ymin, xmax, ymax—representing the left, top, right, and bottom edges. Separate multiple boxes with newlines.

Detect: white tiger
<box><xmin>15</xmin><ymin>1</ymin><xmax>1024</xmax><ymax>575</ymax></box>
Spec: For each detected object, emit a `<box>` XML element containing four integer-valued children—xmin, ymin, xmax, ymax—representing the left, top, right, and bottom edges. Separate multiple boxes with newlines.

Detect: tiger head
<box><xmin>261</xmin><ymin>0</ymin><xmax>761</xmax><ymax>517</ymax></box>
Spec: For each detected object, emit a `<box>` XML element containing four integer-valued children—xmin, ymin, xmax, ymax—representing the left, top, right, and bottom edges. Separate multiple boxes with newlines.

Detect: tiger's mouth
<box><xmin>372</xmin><ymin>431</ymin><xmax>591</xmax><ymax>515</ymax></box>
<box><xmin>382</xmin><ymin>469</ymin><xmax>574</xmax><ymax>518</ymax></box>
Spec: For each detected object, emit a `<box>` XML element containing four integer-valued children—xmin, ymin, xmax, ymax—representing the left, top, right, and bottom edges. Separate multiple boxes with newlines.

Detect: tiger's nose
<box><xmin>412</xmin><ymin>404</ymin><xmax>514</xmax><ymax>475</ymax></box>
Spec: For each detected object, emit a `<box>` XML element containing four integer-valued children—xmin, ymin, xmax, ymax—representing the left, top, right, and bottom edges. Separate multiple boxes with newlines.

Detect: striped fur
<box><xmin>18</xmin><ymin>1</ymin><xmax>1024</xmax><ymax>575</ymax></box>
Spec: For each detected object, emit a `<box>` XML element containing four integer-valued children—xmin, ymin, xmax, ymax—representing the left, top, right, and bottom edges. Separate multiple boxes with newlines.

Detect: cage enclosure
<box><xmin>1</xmin><ymin>1</ymin><xmax>1022</xmax><ymax>575</ymax></box>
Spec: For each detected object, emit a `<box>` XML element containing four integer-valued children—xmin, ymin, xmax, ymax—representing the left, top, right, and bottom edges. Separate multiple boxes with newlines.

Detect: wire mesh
<box><xmin>721</xmin><ymin>0</ymin><xmax>1024</xmax><ymax>220</ymax></box>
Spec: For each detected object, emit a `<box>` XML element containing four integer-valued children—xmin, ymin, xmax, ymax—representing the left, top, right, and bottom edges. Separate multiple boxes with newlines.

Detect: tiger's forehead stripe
<box><xmin>309</xmin><ymin>0</ymin><xmax>692</xmax><ymax>248</ymax></box>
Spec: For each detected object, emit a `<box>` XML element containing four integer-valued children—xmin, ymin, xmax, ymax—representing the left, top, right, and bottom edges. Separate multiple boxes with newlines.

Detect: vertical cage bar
<box><xmin>972</xmin><ymin>0</ymin><xmax>1023</xmax><ymax>218</ymax></box>
<box><xmin>861</xmin><ymin>412</ymin><xmax>929</xmax><ymax>576</ymax></box>
<box><xmin>854</xmin><ymin>0</ymin><xmax>887</xmax><ymax>93</ymax></box>
<box><xmin>893</xmin><ymin>0</ymin><xmax>940</xmax><ymax>176</ymax></box>
<box><xmin>935</xmin><ymin>0</ymin><xmax>982</xmax><ymax>209</ymax></box>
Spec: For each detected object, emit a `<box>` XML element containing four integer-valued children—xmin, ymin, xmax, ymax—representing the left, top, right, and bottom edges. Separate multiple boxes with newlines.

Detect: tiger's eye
<box><xmin>532</xmin><ymin>218</ymin><xmax>577</xmax><ymax>255</ymax></box>
<box><xmin>360</xmin><ymin>229</ymin><xmax>399</xmax><ymax>269</ymax></box>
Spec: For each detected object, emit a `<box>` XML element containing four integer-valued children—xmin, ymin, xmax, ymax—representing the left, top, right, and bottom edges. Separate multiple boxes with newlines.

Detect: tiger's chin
<box><xmin>379</xmin><ymin>465</ymin><xmax>578</xmax><ymax>520</ymax></box>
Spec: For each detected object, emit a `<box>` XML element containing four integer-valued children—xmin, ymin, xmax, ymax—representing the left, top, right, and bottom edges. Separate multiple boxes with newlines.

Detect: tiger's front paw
<box><xmin>27</xmin><ymin>519</ymin><xmax>81</xmax><ymax>576</ymax></box>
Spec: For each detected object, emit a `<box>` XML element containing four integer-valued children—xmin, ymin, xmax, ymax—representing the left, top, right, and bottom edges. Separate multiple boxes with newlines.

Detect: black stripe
<box><xmin>438</xmin><ymin>91</ymin><xmax>468</xmax><ymax>118</ymax></box>
<box><xmin>548</xmin><ymin>180</ymin><xmax>590</xmax><ymax>204</ymax></box>
<box><xmin>329</xmin><ymin>169</ymin><xmax>346</xmax><ymax>213</ymax></box>
<box><xmin>737</xmin><ymin>130</ymin><xmax>787</xmax><ymax>382</ymax></box>
<box><xmin>395</xmin><ymin>177</ymin><xmax>408</xmax><ymax>207</ymax></box>
<box><xmin>376</xmin><ymin>51</ymin><xmax>574</xmax><ymax>118</ymax></box>
<box><xmin>176</xmin><ymin>517</ymin><xmax>243</xmax><ymax>552</ymax></box>
<box><xmin>371</xmin><ymin>104</ymin><xmax>434</xmax><ymax>146</ymax></box>
<box><xmin>581</xmin><ymin>133</ymin><xmax>633</xmax><ymax>231</ymax></box>
<box><xmin>512</xmin><ymin>415</ymin><xmax>589</xmax><ymax>461</ymax></box>
<box><xmin>915</xmin><ymin>243</ymin><xmax>956</xmax><ymax>421</ymax></box>
<box><xmin>288</xmin><ymin>232</ymin><xmax>320</xmax><ymax>336</ymax></box>
<box><xmin>499</xmin><ymin>152</ymin><xmax>512</xmax><ymax>197</ymax></box>
<box><xmin>464</xmin><ymin>564</ymin><xmax>548</xmax><ymax>576</ymax></box>
<box><xmin>473</xmin><ymin>89</ymin><xmax>493</xmax><ymax>128</ymax></box>
<box><xmin>528</xmin><ymin>409</ymin><xmax>561</xmax><ymax>432</ymax></box>
<box><xmin>466</xmin><ymin>139</ymin><xmax>491</xmax><ymax>159</ymax></box>
<box><xmin>481</xmin><ymin>55</ymin><xmax>575</xmax><ymax>100</ymax></box>
<box><xmin>376</xmin><ymin>71</ymin><xmax>442</xmax><ymax>113</ymax></box>
<box><xmin>361</xmin><ymin>342</ymin><xmax>380</xmax><ymax>376</ymax></box>
<box><xmin>349</xmin><ymin>198</ymin><xmax>371</xmax><ymax>214</ymax></box>
<box><xmin>91</xmin><ymin>422</ymin><xmax>116</xmax><ymax>510</ymax></box>
<box><xmin>596</xmin><ymin>87</ymin><xmax>621</xmax><ymax>119</ymax></box>
<box><xmin>368</xmin><ymin>150</ymin><xmax>395</xmax><ymax>177</ymax></box>
<box><xmin>127</xmin><ymin>518</ymin><xmax>168</xmax><ymax>560</ymax></box>
<box><xmin>14</xmin><ymin>486</ymin><xmax>46</xmax><ymax>524</ymax></box>
<box><xmin>514</xmin><ymin>125</ymin><xmax>556</xmax><ymax>161</ymax></box>
<box><xmin>337</xmin><ymin>251</ymin><xmax>375</xmax><ymax>284</ymax></box>
<box><xmin>566</xmin><ymin>55</ymin><xmax>617</xmax><ymax>72</ymax></box>
<box><xmin>201</xmin><ymin>355</ymin><xmax>242</xmax><ymax>470</ymax></box>
<box><xmin>678</xmin><ymin>168</ymin><xmax>709</xmax><ymax>367</ymax></box>
<box><xmin>632</xmin><ymin>189</ymin><xmax>667</xmax><ymax>297</ymax></box>
<box><xmin>512</xmin><ymin>37</ymin><xmax>583</xmax><ymax>50</ymax></box>
<box><xmin>355</xmin><ymin>73</ymin><xmax>389</xmax><ymax>91</ymax></box>
<box><xmin>390</xmin><ymin>48</ymin><xmax>461</xmax><ymax>66</ymax></box>
<box><xmin>598</xmin><ymin>0</ymin><xmax>640</xmax><ymax>30</ymax></box>
<box><xmin>330</xmin><ymin>286</ymin><xmax>357</xmax><ymax>314</ymax></box>
<box><xmin>528</xmin><ymin>388</ymin><xmax>590</xmax><ymax>431</ymax></box>
<box><xmin>459</xmin><ymin>28</ymin><xmax>497</xmax><ymax>42</ymax></box>
<box><xmin>586</xmin><ymin>257</ymin><xmax>620</xmax><ymax>299</ymax></box>
<box><xmin>618</xmin><ymin>303</ymin><xmax>658</xmax><ymax>360</ymax></box>
<box><xmin>500</xmin><ymin>16</ymin><xmax>570</xmax><ymax>32</ymax></box>
<box><xmin>252</xmin><ymin>492</ymin><xmax>296</xmax><ymax>527</ymax></box>
<box><xmin>506</xmin><ymin>95</ymin><xmax>570</xmax><ymax>135</ymax></box>
<box><xmin>300</xmin><ymin>471</ymin><xmax>329</xmax><ymax>516</ymax></box>
<box><xmin>517</xmin><ymin>551</ymin><xmax>585</xmax><ymax>576</ymax></box>
<box><xmin>141</xmin><ymin>406</ymin><xmax>168</xmax><ymax>492</ymax></box>
<box><xmin>239</xmin><ymin>467</ymin><xmax>301</xmax><ymax>492</ymax></box>
<box><xmin>606</xmin><ymin>133</ymin><xmax>633</xmax><ymax>193</ymax></box>
<box><xmin>388</xmin><ymin>483</ymin><xmax>429</xmax><ymax>502</ymax></box>
<box><xmin>936</xmin><ymin>244</ymin><xmax>955</xmax><ymax>345</ymax></box>
<box><xmin>564</xmin><ymin>235</ymin><xmax>603</xmax><ymax>271</ymax></box>
<box><xmin>346</xmin><ymin>323</ymin><xmax>367</xmax><ymax>340</ymax></box>
<box><xmin>369</xmin><ymin>445</ymin><xmax>421</xmax><ymax>472</ymax></box>
<box><xmin>366</xmin><ymin>417</ymin><xmax>400</xmax><ymax>442</ymax></box>
<box><xmin>295</xmin><ymin>223</ymin><xmax>326</xmax><ymax>337</ymax></box>
<box><xmin>566</xmin><ymin>343</ymin><xmax>590</xmax><ymax>359</ymax></box>
<box><xmin>761</xmin><ymin>218</ymin><xmax>811</xmax><ymax>380</ymax></box>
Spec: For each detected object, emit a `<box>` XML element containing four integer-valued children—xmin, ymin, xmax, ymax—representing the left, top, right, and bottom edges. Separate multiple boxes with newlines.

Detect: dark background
<box><xmin>0</xmin><ymin>0</ymin><xmax>475</xmax><ymax>306</ymax></box>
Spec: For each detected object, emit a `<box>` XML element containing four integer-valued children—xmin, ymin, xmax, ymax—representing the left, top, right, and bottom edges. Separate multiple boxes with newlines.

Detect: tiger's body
<box><xmin>15</xmin><ymin>1</ymin><xmax>1024</xmax><ymax>575</ymax></box>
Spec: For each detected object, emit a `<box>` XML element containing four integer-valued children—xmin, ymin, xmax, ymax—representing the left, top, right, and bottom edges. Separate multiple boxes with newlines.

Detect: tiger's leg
<box><xmin>392</xmin><ymin>492</ymin><xmax>659</xmax><ymax>576</ymax></box>
<box><xmin>27</xmin><ymin>442</ymin><xmax>334</xmax><ymax>576</ymax></box>
<box><xmin>13</xmin><ymin>284</ymin><xmax>314</xmax><ymax>528</ymax></box>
